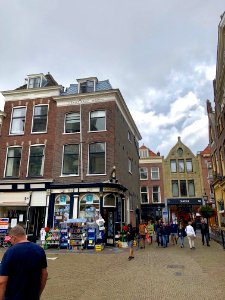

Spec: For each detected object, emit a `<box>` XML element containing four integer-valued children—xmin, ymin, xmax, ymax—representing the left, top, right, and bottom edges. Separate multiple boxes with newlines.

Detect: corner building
<box><xmin>0</xmin><ymin>74</ymin><xmax>141</xmax><ymax>245</ymax></box>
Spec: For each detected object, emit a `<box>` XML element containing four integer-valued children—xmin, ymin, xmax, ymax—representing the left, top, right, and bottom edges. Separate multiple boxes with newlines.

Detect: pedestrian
<box><xmin>200</xmin><ymin>219</ymin><xmax>210</xmax><ymax>246</ymax></box>
<box><xmin>160</xmin><ymin>223</ymin><xmax>168</xmax><ymax>248</ymax></box>
<box><xmin>146</xmin><ymin>220</ymin><xmax>154</xmax><ymax>244</ymax></box>
<box><xmin>170</xmin><ymin>221</ymin><xmax>178</xmax><ymax>245</ymax></box>
<box><xmin>139</xmin><ymin>221</ymin><xmax>146</xmax><ymax>248</ymax></box>
<box><xmin>185</xmin><ymin>221</ymin><xmax>196</xmax><ymax>249</ymax></box>
<box><xmin>177</xmin><ymin>222</ymin><xmax>186</xmax><ymax>248</ymax></box>
<box><xmin>0</xmin><ymin>225</ymin><xmax>48</xmax><ymax>300</ymax></box>
<box><xmin>155</xmin><ymin>220</ymin><xmax>162</xmax><ymax>246</ymax></box>
<box><xmin>127</xmin><ymin>224</ymin><xmax>135</xmax><ymax>260</ymax></box>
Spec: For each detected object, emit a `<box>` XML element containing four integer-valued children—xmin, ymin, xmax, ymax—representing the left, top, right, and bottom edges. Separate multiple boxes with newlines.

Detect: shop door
<box><xmin>27</xmin><ymin>207</ymin><xmax>46</xmax><ymax>242</ymax></box>
<box><xmin>103</xmin><ymin>208</ymin><xmax>115</xmax><ymax>246</ymax></box>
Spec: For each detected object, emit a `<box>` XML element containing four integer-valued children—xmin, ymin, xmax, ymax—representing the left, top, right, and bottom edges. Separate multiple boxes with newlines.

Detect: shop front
<box><xmin>141</xmin><ymin>203</ymin><xmax>164</xmax><ymax>222</ymax></box>
<box><xmin>47</xmin><ymin>185</ymin><xmax>127</xmax><ymax>247</ymax></box>
<box><xmin>167</xmin><ymin>198</ymin><xmax>203</xmax><ymax>223</ymax></box>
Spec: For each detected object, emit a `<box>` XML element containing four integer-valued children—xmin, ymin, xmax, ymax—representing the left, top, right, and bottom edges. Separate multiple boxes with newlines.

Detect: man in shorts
<box><xmin>139</xmin><ymin>221</ymin><xmax>146</xmax><ymax>248</ymax></box>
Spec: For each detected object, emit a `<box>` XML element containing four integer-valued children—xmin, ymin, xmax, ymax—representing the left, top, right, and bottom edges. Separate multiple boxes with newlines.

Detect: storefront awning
<box><xmin>30</xmin><ymin>191</ymin><xmax>47</xmax><ymax>206</ymax></box>
<box><xmin>0</xmin><ymin>192</ymin><xmax>30</xmax><ymax>206</ymax></box>
<box><xmin>167</xmin><ymin>198</ymin><xmax>203</xmax><ymax>205</ymax></box>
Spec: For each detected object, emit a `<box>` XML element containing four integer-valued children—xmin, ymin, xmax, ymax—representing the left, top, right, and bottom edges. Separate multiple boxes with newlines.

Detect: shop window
<box><xmin>103</xmin><ymin>194</ymin><xmax>116</xmax><ymax>207</ymax></box>
<box><xmin>54</xmin><ymin>194</ymin><xmax>70</xmax><ymax>227</ymax></box>
<box><xmin>178</xmin><ymin>159</ymin><xmax>185</xmax><ymax>172</ymax></box>
<box><xmin>90</xmin><ymin>110</ymin><xmax>106</xmax><ymax>131</ymax></box>
<box><xmin>188</xmin><ymin>180</ymin><xmax>195</xmax><ymax>196</ymax></box>
<box><xmin>65</xmin><ymin>112</ymin><xmax>80</xmax><ymax>133</ymax></box>
<box><xmin>152</xmin><ymin>186</ymin><xmax>160</xmax><ymax>203</ymax></box>
<box><xmin>62</xmin><ymin>144</ymin><xmax>79</xmax><ymax>175</ymax></box>
<box><xmin>32</xmin><ymin>105</ymin><xmax>48</xmax><ymax>133</ymax></box>
<box><xmin>141</xmin><ymin>186</ymin><xmax>148</xmax><ymax>203</ymax></box>
<box><xmin>140</xmin><ymin>167</ymin><xmax>148</xmax><ymax>180</ymax></box>
<box><xmin>180</xmin><ymin>180</ymin><xmax>187</xmax><ymax>196</ymax></box>
<box><xmin>10</xmin><ymin>107</ymin><xmax>26</xmax><ymax>135</ymax></box>
<box><xmin>151</xmin><ymin>167</ymin><xmax>159</xmax><ymax>180</ymax></box>
<box><xmin>170</xmin><ymin>160</ymin><xmax>177</xmax><ymax>173</ymax></box>
<box><xmin>27</xmin><ymin>145</ymin><xmax>45</xmax><ymax>177</ymax></box>
<box><xmin>79</xmin><ymin>194</ymin><xmax>100</xmax><ymax>221</ymax></box>
<box><xmin>5</xmin><ymin>146</ymin><xmax>22</xmax><ymax>177</ymax></box>
<box><xmin>186</xmin><ymin>159</ymin><xmax>193</xmax><ymax>172</ymax></box>
<box><xmin>172</xmin><ymin>180</ymin><xmax>179</xmax><ymax>197</ymax></box>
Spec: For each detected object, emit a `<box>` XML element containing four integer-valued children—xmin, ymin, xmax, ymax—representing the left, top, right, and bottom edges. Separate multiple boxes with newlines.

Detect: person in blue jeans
<box><xmin>160</xmin><ymin>223</ymin><xmax>168</xmax><ymax>248</ymax></box>
<box><xmin>200</xmin><ymin>219</ymin><xmax>210</xmax><ymax>246</ymax></box>
<box><xmin>177</xmin><ymin>222</ymin><xmax>186</xmax><ymax>248</ymax></box>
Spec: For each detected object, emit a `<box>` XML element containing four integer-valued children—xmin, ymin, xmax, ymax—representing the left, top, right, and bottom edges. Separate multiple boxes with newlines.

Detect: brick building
<box><xmin>139</xmin><ymin>145</ymin><xmax>164</xmax><ymax>221</ymax></box>
<box><xmin>0</xmin><ymin>73</ymin><xmax>141</xmax><ymax>244</ymax></box>
<box><xmin>207</xmin><ymin>12</ymin><xmax>225</xmax><ymax>227</ymax></box>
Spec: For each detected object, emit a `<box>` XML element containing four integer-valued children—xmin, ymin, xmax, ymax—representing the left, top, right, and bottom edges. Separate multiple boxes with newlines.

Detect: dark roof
<box><xmin>62</xmin><ymin>79</ymin><xmax>112</xmax><ymax>95</ymax></box>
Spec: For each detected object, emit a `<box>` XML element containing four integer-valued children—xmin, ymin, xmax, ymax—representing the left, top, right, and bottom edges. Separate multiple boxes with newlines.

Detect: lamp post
<box><xmin>203</xmin><ymin>193</ymin><xmax>209</xmax><ymax>224</ymax></box>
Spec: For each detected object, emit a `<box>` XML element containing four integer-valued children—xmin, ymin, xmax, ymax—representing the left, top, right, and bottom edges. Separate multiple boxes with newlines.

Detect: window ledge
<box><xmin>31</xmin><ymin>131</ymin><xmax>47</xmax><ymax>134</ymax></box>
<box><xmin>88</xmin><ymin>130</ymin><xmax>107</xmax><ymax>133</ymax></box>
<box><xmin>86</xmin><ymin>173</ymin><xmax>106</xmax><ymax>176</ymax></box>
<box><xmin>60</xmin><ymin>174</ymin><xmax>79</xmax><ymax>177</ymax></box>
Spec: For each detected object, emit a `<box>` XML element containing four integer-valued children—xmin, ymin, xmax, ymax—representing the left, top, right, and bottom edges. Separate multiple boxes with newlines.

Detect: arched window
<box><xmin>103</xmin><ymin>194</ymin><xmax>116</xmax><ymax>207</ymax></box>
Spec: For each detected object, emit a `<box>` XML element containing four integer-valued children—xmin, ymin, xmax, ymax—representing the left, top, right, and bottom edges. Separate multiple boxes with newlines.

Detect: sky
<box><xmin>0</xmin><ymin>0</ymin><xmax>224</xmax><ymax>156</ymax></box>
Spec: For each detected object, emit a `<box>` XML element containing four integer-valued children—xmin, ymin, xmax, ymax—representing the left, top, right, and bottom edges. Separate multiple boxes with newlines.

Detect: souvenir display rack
<box><xmin>68</xmin><ymin>222</ymin><xmax>86</xmax><ymax>250</ymax></box>
<box><xmin>45</xmin><ymin>229</ymin><xmax>60</xmax><ymax>248</ymax></box>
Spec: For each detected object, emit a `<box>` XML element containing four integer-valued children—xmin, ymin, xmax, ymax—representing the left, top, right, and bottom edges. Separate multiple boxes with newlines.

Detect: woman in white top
<box><xmin>185</xmin><ymin>221</ymin><xmax>196</xmax><ymax>249</ymax></box>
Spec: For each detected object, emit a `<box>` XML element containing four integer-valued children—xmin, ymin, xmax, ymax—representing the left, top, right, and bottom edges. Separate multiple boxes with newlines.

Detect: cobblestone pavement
<box><xmin>1</xmin><ymin>233</ymin><xmax>225</xmax><ymax>300</ymax></box>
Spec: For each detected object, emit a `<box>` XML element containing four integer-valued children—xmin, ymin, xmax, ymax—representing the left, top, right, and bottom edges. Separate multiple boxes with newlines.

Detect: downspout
<box><xmin>80</xmin><ymin>100</ymin><xmax>84</xmax><ymax>181</ymax></box>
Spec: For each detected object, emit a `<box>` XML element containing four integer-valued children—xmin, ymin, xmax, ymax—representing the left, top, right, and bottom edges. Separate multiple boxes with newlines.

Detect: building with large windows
<box><xmin>163</xmin><ymin>137</ymin><xmax>204</xmax><ymax>223</ymax></box>
<box><xmin>0</xmin><ymin>73</ymin><xmax>141</xmax><ymax>244</ymax></box>
<box><xmin>139</xmin><ymin>145</ymin><xmax>164</xmax><ymax>221</ymax></box>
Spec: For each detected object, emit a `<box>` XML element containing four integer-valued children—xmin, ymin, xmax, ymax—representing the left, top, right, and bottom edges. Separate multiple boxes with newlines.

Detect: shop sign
<box><xmin>103</xmin><ymin>188</ymin><xmax>118</xmax><ymax>193</ymax></box>
<box><xmin>86</xmin><ymin>194</ymin><xmax>93</xmax><ymax>204</ymax></box>
<box><xmin>0</xmin><ymin>218</ymin><xmax>9</xmax><ymax>232</ymax></box>
<box><xmin>167</xmin><ymin>198</ymin><xmax>202</xmax><ymax>205</ymax></box>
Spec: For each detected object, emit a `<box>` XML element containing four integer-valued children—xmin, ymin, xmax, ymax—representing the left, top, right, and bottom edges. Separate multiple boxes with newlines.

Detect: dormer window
<box><xmin>27</xmin><ymin>74</ymin><xmax>47</xmax><ymax>89</ymax></box>
<box><xmin>80</xmin><ymin>80</ymin><xmax>94</xmax><ymax>93</ymax></box>
<box><xmin>28</xmin><ymin>77</ymin><xmax>41</xmax><ymax>89</ymax></box>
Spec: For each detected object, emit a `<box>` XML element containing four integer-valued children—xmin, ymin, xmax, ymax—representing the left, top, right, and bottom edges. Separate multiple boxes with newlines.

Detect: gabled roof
<box><xmin>139</xmin><ymin>145</ymin><xmax>157</xmax><ymax>156</ymax></box>
<box><xmin>200</xmin><ymin>145</ymin><xmax>211</xmax><ymax>155</ymax></box>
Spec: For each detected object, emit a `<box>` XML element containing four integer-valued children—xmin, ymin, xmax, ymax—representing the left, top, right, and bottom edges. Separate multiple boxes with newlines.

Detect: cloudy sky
<box><xmin>0</xmin><ymin>0</ymin><xmax>224</xmax><ymax>156</ymax></box>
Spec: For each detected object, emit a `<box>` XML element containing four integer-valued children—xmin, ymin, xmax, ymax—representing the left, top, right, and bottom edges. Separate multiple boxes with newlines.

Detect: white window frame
<box><xmin>61</xmin><ymin>144</ymin><xmax>80</xmax><ymax>176</ymax></box>
<box><xmin>31</xmin><ymin>104</ymin><xmax>49</xmax><ymax>134</ymax></box>
<box><xmin>128</xmin><ymin>158</ymin><xmax>132</xmax><ymax>174</ymax></box>
<box><xmin>140</xmin><ymin>167</ymin><xmax>148</xmax><ymax>180</ymax></box>
<box><xmin>151</xmin><ymin>167</ymin><xmax>159</xmax><ymax>180</ymax></box>
<box><xmin>152</xmin><ymin>186</ymin><xmax>161</xmax><ymax>203</ymax></box>
<box><xmin>64</xmin><ymin>112</ymin><xmax>80</xmax><ymax>134</ymax></box>
<box><xmin>139</xmin><ymin>149</ymin><xmax>148</xmax><ymax>158</ymax></box>
<box><xmin>4</xmin><ymin>146</ymin><xmax>22</xmax><ymax>178</ymax></box>
<box><xmin>9</xmin><ymin>106</ymin><xmax>27</xmax><ymax>135</ymax></box>
<box><xmin>140</xmin><ymin>186</ymin><xmax>148</xmax><ymax>204</ymax></box>
<box><xmin>103</xmin><ymin>194</ymin><xmax>116</xmax><ymax>207</ymax></box>
<box><xmin>89</xmin><ymin>110</ymin><xmax>106</xmax><ymax>132</ymax></box>
<box><xmin>88</xmin><ymin>142</ymin><xmax>106</xmax><ymax>175</ymax></box>
<box><xmin>128</xmin><ymin>131</ymin><xmax>132</xmax><ymax>142</ymax></box>
<box><xmin>26</xmin><ymin>144</ymin><xmax>45</xmax><ymax>177</ymax></box>
<box><xmin>28</xmin><ymin>77</ymin><xmax>41</xmax><ymax>89</ymax></box>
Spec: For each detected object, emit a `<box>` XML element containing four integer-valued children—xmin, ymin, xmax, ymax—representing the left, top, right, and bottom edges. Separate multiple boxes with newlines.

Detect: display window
<box><xmin>0</xmin><ymin>206</ymin><xmax>27</xmax><ymax>229</ymax></box>
<box><xmin>54</xmin><ymin>194</ymin><xmax>70</xmax><ymax>228</ymax></box>
<box><xmin>79</xmin><ymin>194</ymin><xmax>100</xmax><ymax>221</ymax></box>
<box><xmin>103</xmin><ymin>194</ymin><xmax>116</xmax><ymax>207</ymax></box>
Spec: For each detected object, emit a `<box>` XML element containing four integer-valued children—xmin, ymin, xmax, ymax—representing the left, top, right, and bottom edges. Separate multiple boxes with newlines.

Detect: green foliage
<box><xmin>199</xmin><ymin>206</ymin><xmax>216</xmax><ymax>218</ymax></box>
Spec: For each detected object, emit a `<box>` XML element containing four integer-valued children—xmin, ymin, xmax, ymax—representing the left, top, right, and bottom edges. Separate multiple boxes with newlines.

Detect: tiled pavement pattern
<box><xmin>1</xmin><ymin>234</ymin><xmax>225</xmax><ymax>300</ymax></box>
